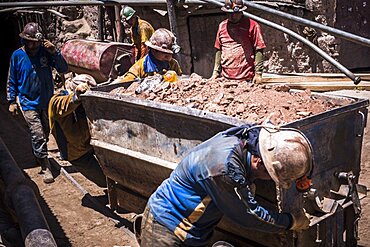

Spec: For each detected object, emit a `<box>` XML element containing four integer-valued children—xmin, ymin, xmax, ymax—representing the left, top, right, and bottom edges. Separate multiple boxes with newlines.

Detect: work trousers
<box><xmin>140</xmin><ymin>206</ymin><xmax>235</xmax><ymax>247</ymax></box>
<box><xmin>140</xmin><ymin>206</ymin><xmax>207</xmax><ymax>247</ymax></box>
<box><xmin>22</xmin><ymin>109</ymin><xmax>49</xmax><ymax>159</ymax></box>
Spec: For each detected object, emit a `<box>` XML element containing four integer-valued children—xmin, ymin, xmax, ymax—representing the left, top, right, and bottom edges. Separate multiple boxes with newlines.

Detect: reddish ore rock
<box><xmin>110</xmin><ymin>74</ymin><xmax>354</xmax><ymax>125</ymax></box>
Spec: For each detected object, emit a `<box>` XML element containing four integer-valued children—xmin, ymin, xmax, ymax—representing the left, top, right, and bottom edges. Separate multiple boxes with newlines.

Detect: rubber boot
<box><xmin>39</xmin><ymin>158</ymin><xmax>54</xmax><ymax>184</ymax></box>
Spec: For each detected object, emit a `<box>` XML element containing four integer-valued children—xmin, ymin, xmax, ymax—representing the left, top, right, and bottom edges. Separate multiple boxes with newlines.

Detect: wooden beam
<box><xmin>263</xmin><ymin>73</ymin><xmax>370</xmax><ymax>83</ymax></box>
<box><xmin>264</xmin><ymin>81</ymin><xmax>370</xmax><ymax>92</ymax></box>
<box><xmin>261</xmin><ymin>73</ymin><xmax>370</xmax><ymax>91</ymax></box>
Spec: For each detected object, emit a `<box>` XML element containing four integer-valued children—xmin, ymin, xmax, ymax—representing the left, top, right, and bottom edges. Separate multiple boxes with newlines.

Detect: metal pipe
<box><xmin>0</xmin><ymin>0</ymin><xmax>206</xmax><ymax>8</ymax></box>
<box><xmin>242</xmin><ymin>0</ymin><xmax>370</xmax><ymax>48</ymax></box>
<box><xmin>0</xmin><ymin>7</ymin><xmax>31</xmax><ymax>14</ymax></box>
<box><xmin>0</xmin><ymin>137</ymin><xmax>57</xmax><ymax>246</ymax></box>
<box><xmin>0</xmin><ymin>7</ymin><xmax>71</xmax><ymax>20</ymax></box>
<box><xmin>46</xmin><ymin>9</ymin><xmax>69</xmax><ymax>19</ymax></box>
<box><xmin>204</xmin><ymin>0</ymin><xmax>361</xmax><ymax>84</ymax></box>
<box><xmin>0</xmin><ymin>0</ymin><xmax>205</xmax><ymax>8</ymax></box>
<box><xmin>15</xmin><ymin>10</ymin><xmax>44</xmax><ymax>15</ymax></box>
<box><xmin>0</xmin><ymin>1</ymin><xmax>105</xmax><ymax>8</ymax></box>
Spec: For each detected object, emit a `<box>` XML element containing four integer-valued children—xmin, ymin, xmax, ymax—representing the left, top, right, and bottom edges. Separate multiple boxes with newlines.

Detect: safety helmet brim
<box><xmin>145</xmin><ymin>40</ymin><xmax>173</xmax><ymax>54</ymax></box>
<box><xmin>19</xmin><ymin>33</ymin><xmax>42</xmax><ymax>42</ymax></box>
<box><xmin>258</xmin><ymin>125</ymin><xmax>312</xmax><ymax>189</ymax></box>
<box><xmin>19</xmin><ymin>22</ymin><xmax>44</xmax><ymax>41</ymax></box>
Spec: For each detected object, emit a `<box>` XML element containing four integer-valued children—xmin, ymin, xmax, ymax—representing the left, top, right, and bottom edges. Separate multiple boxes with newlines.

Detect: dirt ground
<box><xmin>0</xmin><ymin>93</ymin><xmax>138</xmax><ymax>247</ymax></box>
<box><xmin>1</xmin><ymin>87</ymin><xmax>370</xmax><ymax>246</ymax></box>
<box><xmin>326</xmin><ymin>90</ymin><xmax>370</xmax><ymax>247</ymax></box>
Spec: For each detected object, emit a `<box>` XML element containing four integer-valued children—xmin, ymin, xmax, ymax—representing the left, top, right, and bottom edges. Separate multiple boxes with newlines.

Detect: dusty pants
<box><xmin>140</xmin><ymin>206</ymin><xmax>207</xmax><ymax>247</ymax></box>
<box><xmin>22</xmin><ymin>109</ymin><xmax>49</xmax><ymax>159</ymax></box>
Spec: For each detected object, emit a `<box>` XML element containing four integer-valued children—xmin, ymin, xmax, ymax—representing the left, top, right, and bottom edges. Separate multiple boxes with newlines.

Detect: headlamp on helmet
<box><xmin>145</xmin><ymin>28</ymin><xmax>181</xmax><ymax>54</ymax></box>
<box><xmin>221</xmin><ymin>0</ymin><xmax>247</xmax><ymax>13</ymax></box>
<box><xmin>19</xmin><ymin>22</ymin><xmax>44</xmax><ymax>42</ymax></box>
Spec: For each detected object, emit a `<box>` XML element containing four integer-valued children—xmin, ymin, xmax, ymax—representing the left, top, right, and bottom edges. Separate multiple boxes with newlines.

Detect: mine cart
<box><xmin>81</xmin><ymin>84</ymin><xmax>369</xmax><ymax>247</ymax></box>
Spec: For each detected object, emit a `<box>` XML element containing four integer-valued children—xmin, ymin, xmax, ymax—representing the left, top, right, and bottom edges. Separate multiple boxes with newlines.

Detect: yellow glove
<box><xmin>163</xmin><ymin>70</ymin><xmax>178</xmax><ymax>83</ymax></box>
<box><xmin>252</xmin><ymin>72</ymin><xmax>263</xmax><ymax>84</ymax></box>
<box><xmin>8</xmin><ymin>103</ymin><xmax>19</xmax><ymax>116</ymax></box>
<box><xmin>290</xmin><ymin>208</ymin><xmax>310</xmax><ymax>232</ymax></box>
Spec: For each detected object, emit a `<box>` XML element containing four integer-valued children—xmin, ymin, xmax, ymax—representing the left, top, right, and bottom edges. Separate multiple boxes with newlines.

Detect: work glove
<box><xmin>290</xmin><ymin>208</ymin><xmax>310</xmax><ymax>232</ymax></box>
<box><xmin>8</xmin><ymin>103</ymin><xmax>19</xmax><ymax>116</ymax></box>
<box><xmin>252</xmin><ymin>72</ymin><xmax>263</xmax><ymax>84</ymax></box>
<box><xmin>75</xmin><ymin>83</ymin><xmax>90</xmax><ymax>98</ymax></box>
<box><xmin>43</xmin><ymin>39</ymin><xmax>57</xmax><ymax>55</ymax></box>
<box><xmin>163</xmin><ymin>70</ymin><xmax>178</xmax><ymax>83</ymax></box>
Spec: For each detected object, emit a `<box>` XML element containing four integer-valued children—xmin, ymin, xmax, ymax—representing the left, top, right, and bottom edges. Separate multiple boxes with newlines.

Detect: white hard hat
<box><xmin>145</xmin><ymin>28</ymin><xmax>176</xmax><ymax>54</ymax></box>
<box><xmin>258</xmin><ymin>125</ymin><xmax>313</xmax><ymax>189</ymax></box>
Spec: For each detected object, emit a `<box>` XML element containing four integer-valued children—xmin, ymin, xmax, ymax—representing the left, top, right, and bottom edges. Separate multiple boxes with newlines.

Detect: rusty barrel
<box><xmin>61</xmin><ymin>39</ymin><xmax>134</xmax><ymax>82</ymax></box>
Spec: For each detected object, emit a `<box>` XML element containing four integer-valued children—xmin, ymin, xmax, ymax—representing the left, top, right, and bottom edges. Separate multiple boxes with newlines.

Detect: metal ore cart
<box><xmin>81</xmin><ymin>84</ymin><xmax>369</xmax><ymax>247</ymax></box>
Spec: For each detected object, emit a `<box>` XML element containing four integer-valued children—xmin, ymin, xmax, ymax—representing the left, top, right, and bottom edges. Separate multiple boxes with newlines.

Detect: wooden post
<box><xmin>98</xmin><ymin>6</ymin><xmax>104</xmax><ymax>41</ymax></box>
<box><xmin>106</xmin><ymin>6</ymin><xmax>116</xmax><ymax>41</ymax></box>
<box><xmin>114</xmin><ymin>5</ymin><xmax>123</xmax><ymax>42</ymax></box>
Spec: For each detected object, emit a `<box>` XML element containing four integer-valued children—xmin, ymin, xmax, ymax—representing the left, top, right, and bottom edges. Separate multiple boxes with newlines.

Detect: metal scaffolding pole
<box><xmin>0</xmin><ymin>0</ymin><xmax>206</xmax><ymax>8</ymax></box>
<box><xmin>242</xmin><ymin>0</ymin><xmax>370</xmax><ymax>48</ymax></box>
<box><xmin>204</xmin><ymin>0</ymin><xmax>361</xmax><ymax>84</ymax></box>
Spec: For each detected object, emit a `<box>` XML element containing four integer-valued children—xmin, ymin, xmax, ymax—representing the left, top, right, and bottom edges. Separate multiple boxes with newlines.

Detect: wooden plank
<box><xmin>264</xmin><ymin>81</ymin><xmax>370</xmax><ymax>92</ymax></box>
<box><xmin>263</xmin><ymin>73</ymin><xmax>370</xmax><ymax>83</ymax></box>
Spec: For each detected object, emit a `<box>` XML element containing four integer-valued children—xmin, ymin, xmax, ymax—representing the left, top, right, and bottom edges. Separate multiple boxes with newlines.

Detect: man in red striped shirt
<box><xmin>212</xmin><ymin>0</ymin><xmax>266</xmax><ymax>84</ymax></box>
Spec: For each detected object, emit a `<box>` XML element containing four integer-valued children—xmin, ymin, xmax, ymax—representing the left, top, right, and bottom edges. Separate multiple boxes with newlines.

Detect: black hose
<box><xmin>0</xmin><ymin>137</ymin><xmax>57</xmax><ymax>246</ymax></box>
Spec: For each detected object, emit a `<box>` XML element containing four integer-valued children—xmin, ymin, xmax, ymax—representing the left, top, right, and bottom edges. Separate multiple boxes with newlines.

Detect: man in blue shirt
<box><xmin>7</xmin><ymin>22</ymin><xmax>68</xmax><ymax>183</ymax></box>
<box><xmin>141</xmin><ymin>124</ymin><xmax>312</xmax><ymax>246</ymax></box>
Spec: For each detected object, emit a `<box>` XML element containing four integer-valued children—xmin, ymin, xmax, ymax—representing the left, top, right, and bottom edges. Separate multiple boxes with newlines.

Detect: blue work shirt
<box><xmin>7</xmin><ymin>46</ymin><xmax>68</xmax><ymax>111</ymax></box>
<box><xmin>148</xmin><ymin>125</ymin><xmax>292</xmax><ymax>246</ymax></box>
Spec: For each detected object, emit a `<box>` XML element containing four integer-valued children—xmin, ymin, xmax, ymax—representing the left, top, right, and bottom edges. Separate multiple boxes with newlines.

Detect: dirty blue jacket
<box><xmin>7</xmin><ymin>47</ymin><xmax>68</xmax><ymax>111</ymax></box>
<box><xmin>148</xmin><ymin>125</ymin><xmax>292</xmax><ymax>246</ymax></box>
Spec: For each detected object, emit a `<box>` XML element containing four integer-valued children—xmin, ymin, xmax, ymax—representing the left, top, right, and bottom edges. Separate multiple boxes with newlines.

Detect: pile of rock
<box><xmin>110</xmin><ymin>74</ymin><xmax>353</xmax><ymax>124</ymax></box>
